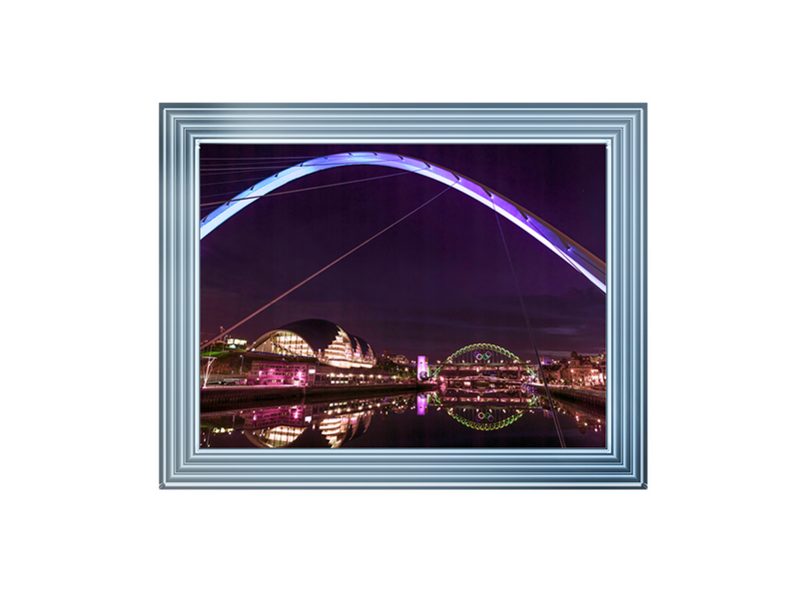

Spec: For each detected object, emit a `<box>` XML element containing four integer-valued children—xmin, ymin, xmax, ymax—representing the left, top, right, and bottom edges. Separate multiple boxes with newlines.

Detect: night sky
<box><xmin>200</xmin><ymin>143</ymin><xmax>606</xmax><ymax>361</ymax></box>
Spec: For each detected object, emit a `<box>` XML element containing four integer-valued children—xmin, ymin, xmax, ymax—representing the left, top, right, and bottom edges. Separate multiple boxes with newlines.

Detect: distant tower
<box><xmin>417</xmin><ymin>356</ymin><xmax>429</xmax><ymax>381</ymax></box>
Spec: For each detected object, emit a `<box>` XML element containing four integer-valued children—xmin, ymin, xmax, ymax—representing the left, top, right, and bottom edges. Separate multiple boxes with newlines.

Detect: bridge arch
<box><xmin>431</xmin><ymin>342</ymin><xmax>537</xmax><ymax>379</ymax></box>
<box><xmin>200</xmin><ymin>152</ymin><xmax>606</xmax><ymax>292</ymax></box>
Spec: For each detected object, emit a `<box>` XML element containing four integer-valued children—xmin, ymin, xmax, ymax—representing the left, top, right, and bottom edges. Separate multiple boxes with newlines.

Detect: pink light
<box><xmin>417</xmin><ymin>394</ymin><xmax>428</xmax><ymax>415</ymax></box>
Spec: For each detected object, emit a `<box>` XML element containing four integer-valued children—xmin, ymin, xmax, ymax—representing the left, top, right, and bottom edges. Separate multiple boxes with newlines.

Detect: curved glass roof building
<box><xmin>250</xmin><ymin>319</ymin><xmax>376</xmax><ymax>369</ymax></box>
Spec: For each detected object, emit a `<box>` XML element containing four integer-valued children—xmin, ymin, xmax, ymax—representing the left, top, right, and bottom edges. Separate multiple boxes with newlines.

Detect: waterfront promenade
<box><xmin>201</xmin><ymin>382</ymin><xmax>433</xmax><ymax>412</ymax></box>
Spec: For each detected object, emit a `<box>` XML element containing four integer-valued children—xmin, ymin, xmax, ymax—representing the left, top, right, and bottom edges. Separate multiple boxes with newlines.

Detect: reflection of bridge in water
<box><xmin>430</xmin><ymin>343</ymin><xmax>606</xmax><ymax>439</ymax></box>
<box><xmin>197</xmin><ymin>147</ymin><xmax>607</xmax><ymax>447</ymax></box>
<box><xmin>201</xmin><ymin>342</ymin><xmax>606</xmax><ymax>448</ymax></box>
<box><xmin>200</xmin><ymin>385</ymin><xmax>605</xmax><ymax>448</ymax></box>
<box><xmin>431</xmin><ymin>343</ymin><xmax>537</xmax><ymax>384</ymax></box>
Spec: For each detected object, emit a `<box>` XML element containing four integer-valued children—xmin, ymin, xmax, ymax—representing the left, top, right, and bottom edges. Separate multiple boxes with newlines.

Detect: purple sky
<box><xmin>200</xmin><ymin>143</ymin><xmax>606</xmax><ymax>361</ymax></box>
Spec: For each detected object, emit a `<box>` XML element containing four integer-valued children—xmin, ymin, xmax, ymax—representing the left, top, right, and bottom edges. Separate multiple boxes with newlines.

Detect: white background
<box><xmin>3</xmin><ymin>2</ymin><xmax>801</xmax><ymax>601</ymax></box>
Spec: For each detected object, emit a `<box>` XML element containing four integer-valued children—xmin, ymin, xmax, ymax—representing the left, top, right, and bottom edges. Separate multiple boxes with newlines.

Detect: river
<box><xmin>200</xmin><ymin>386</ymin><xmax>605</xmax><ymax>448</ymax></box>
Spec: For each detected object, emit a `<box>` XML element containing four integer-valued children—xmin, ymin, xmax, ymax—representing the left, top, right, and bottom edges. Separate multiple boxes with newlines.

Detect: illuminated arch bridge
<box><xmin>431</xmin><ymin>343</ymin><xmax>537</xmax><ymax>379</ymax></box>
<box><xmin>428</xmin><ymin>343</ymin><xmax>542</xmax><ymax>432</ymax></box>
<box><xmin>201</xmin><ymin>152</ymin><xmax>606</xmax><ymax>293</ymax></box>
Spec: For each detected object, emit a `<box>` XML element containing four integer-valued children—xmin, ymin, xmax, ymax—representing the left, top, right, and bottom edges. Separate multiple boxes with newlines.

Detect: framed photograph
<box><xmin>159</xmin><ymin>103</ymin><xmax>646</xmax><ymax>488</ymax></box>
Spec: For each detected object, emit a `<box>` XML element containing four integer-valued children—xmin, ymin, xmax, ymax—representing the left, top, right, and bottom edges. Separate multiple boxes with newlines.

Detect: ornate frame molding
<box><xmin>159</xmin><ymin>103</ymin><xmax>647</xmax><ymax>488</ymax></box>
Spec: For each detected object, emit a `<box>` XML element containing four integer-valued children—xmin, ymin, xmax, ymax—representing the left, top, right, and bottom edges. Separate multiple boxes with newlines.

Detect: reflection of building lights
<box><xmin>248</xmin><ymin>425</ymin><xmax>306</xmax><ymax>448</ymax></box>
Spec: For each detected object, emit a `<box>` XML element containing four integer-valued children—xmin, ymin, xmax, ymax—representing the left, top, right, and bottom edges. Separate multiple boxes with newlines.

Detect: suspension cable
<box><xmin>201</xmin><ymin>155</ymin><xmax>319</xmax><ymax>161</ymax></box>
<box><xmin>201</xmin><ymin>182</ymin><xmax>456</xmax><ymax>351</ymax></box>
<box><xmin>489</xmin><ymin>199</ymin><xmax>566</xmax><ymax>448</ymax></box>
<box><xmin>200</xmin><ymin>168</ymin><xmax>424</xmax><ymax>208</ymax></box>
<box><xmin>199</xmin><ymin>159</ymin><xmax>389</xmax><ymax>176</ymax></box>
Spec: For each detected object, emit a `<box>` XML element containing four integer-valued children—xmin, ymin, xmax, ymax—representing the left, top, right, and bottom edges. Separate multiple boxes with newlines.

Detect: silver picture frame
<box><xmin>159</xmin><ymin>103</ymin><xmax>647</xmax><ymax>488</ymax></box>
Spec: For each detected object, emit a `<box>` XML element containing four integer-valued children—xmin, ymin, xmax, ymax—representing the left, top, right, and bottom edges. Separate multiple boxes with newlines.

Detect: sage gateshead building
<box><xmin>249</xmin><ymin>319</ymin><xmax>376</xmax><ymax>370</ymax></box>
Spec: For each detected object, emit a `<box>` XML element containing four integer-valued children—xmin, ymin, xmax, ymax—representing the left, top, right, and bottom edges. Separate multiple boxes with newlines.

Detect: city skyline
<box><xmin>200</xmin><ymin>143</ymin><xmax>606</xmax><ymax>361</ymax></box>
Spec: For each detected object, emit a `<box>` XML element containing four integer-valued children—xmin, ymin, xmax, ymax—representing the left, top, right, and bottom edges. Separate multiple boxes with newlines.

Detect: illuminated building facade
<box><xmin>563</xmin><ymin>355</ymin><xmax>605</xmax><ymax>387</ymax></box>
<box><xmin>250</xmin><ymin>360</ymin><xmax>314</xmax><ymax>386</ymax></box>
<box><xmin>417</xmin><ymin>356</ymin><xmax>429</xmax><ymax>380</ymax></box>
<box><xmin>250</xmin><ymin>319</ymin><xmax>376</xmax><ymax>369</ymax></box>
<box><xmin>225</xmin><ymin>337</ymin><xmax>248</xmax><ymax>350</ymax></box>
<box><xmin>564</xmin><ymin>365</ymin><xmax>605</xmax><ymax>387</ymax></box>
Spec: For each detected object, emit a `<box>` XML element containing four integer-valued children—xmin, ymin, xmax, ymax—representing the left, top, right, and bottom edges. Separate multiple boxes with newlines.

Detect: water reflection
<box><xmin>201</xmin><ymin>386</ymin><xmax>605</xmax><ymax>449</ymax></box>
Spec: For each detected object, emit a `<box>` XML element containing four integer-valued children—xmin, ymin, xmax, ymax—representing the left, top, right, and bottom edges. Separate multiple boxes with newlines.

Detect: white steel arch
<box><xmin>200</xmin><ymin>152</ymin><xmax>606</xmax><ymax>292</ymax></box>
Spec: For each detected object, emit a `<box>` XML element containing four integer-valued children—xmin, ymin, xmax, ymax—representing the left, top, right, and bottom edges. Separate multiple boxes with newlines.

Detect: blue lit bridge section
<box><xmin>199</xmin><ymin>152</ymin><xmax>606</xmax><ymax>293</ymax></box>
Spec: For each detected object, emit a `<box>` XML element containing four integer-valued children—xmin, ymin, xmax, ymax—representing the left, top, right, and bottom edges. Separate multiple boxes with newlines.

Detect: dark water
<box><xmin>200</xmin><ymin>387</ymin><xmax>605</xmax><ymax>449</ymax></box>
